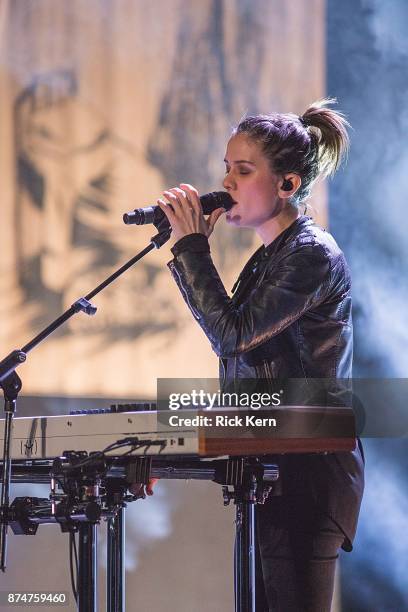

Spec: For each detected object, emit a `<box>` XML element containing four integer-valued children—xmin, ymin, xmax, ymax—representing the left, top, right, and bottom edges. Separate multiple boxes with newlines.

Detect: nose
<box><xmin>223</xmin><ymin>172</ymin><xmax>235</xmax><ymax>192</ymax></box>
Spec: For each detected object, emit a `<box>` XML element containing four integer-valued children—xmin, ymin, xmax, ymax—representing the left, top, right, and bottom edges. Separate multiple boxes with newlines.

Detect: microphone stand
<box><xmin>0</xmin><ymin>222</ymin><xmax>171</xmax><ymax>572</ymax></box>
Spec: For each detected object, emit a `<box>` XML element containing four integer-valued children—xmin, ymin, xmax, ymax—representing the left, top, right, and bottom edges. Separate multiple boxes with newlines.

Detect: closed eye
<box><xmin>224</xmin><ymin>167</ymin><xmax>251</xmax><ymax>175</ymax></box>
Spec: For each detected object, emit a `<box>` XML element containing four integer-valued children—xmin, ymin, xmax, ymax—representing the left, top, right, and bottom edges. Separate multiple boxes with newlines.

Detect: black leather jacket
<box><xmin>168</xmin><ymin>216</ymin><xmax>364</xmax><ymax>548</ymax></box>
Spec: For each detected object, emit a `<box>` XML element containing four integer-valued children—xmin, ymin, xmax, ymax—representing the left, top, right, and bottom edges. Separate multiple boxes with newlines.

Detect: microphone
<box><xmin>123</xmin><ymin>191</ymin><xmax>234</xmax><ymax>225</ymax></box>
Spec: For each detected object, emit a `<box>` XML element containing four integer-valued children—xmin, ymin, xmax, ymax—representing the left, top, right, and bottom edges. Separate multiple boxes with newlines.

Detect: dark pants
<box><xmin>254</xmin><ymin>498</ymin><xmax>345</xmax><ymax>612</ymax></box>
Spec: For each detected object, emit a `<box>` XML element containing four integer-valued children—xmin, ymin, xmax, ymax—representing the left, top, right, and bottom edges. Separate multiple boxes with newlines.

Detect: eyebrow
<box><xmin>224</xmin><ymin>159</ymin><xmax>256</xmax><ymax>165</ymax></box>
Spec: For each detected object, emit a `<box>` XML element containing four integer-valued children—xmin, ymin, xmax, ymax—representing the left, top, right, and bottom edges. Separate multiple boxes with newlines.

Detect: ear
<box><xmin>278</xmin><ymin>174</ymin><xmax>302</xmax><ymax>198</ymax></box>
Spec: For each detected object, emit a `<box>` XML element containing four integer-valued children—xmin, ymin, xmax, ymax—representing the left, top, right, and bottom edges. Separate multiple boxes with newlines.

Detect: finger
<box><xmin>180</xmin><ymin>183</ymin><xmax>201</xmax><ymax>214</ymax></box>
<box><xmin>163</xmin><ymin>190</ymin><xmax>182</xmax><ymax>214</ymax></box>
<box><xmin>146</xmin><ymin>478</ymin><xmax>158</xmax><ymax>496</ymax></box>
<box><xmin>207</xmin><ymin>208</ymin><xmax>225</xmax><ymax>233</ymax></box>
<box><xmin>169</xmin><ymin>187</ymin><xmax>193</xmax><ymax>212</ymax></box>
<box><xmin>157</xmin><ymin>198</ymin><xmax>176</xmax><ymax>222</ymax></box>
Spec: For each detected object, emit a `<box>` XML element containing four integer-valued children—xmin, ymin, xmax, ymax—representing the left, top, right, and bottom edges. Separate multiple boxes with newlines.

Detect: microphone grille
<box><xmin>202</xmin><ymin>191</ymin><xmax>234</xmax><ymax>212</ymax></box>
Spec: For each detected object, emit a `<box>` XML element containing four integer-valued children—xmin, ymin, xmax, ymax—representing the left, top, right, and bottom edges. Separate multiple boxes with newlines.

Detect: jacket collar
<box><xmin>231</xmin><ymin>216</ymin><xmax>314</xmax><ymax>295</ymax></box>
<box><xmin>264</xmin><ymin>215</ymin><xmax>313</xmax><ymax>257</ymax></box>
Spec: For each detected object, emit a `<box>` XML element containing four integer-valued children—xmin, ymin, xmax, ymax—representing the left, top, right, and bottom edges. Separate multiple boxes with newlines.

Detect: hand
<box><xmin>129</xmin><ymin>478</ymin><xmax>158</xmax><ymax>499</ymax></box>
<box><xmin>157</xmin><ymin>183</ymin><xmax>225</xmax><ymax>242</ymax></box>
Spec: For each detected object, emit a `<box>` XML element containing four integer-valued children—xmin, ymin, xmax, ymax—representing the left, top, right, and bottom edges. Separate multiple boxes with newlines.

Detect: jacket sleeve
<box><xmin>167</xmin><ymin>233</ymin><xmax>332</xmax><ymax>358</ymax></box>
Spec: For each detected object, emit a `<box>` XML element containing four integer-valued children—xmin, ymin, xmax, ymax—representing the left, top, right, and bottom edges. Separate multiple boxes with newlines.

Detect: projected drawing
<box><xmin>14</xmin><ymin>70</ymin><xmax>178</xmax><ymax>342</ymax></box>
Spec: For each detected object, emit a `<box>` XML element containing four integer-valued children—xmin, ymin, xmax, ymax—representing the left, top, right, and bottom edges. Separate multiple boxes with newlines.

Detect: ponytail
<box><xmin>301</xmin><ymin>97</ymin><xmax>350</xmax><ymax>177</ymax></box>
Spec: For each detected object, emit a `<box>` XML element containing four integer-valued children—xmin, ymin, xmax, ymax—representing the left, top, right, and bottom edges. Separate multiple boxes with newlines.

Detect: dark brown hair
<box><xmin>232</xmin><ymin>98</ymin><xmax>350</xmax><ymax>206</ymax></box>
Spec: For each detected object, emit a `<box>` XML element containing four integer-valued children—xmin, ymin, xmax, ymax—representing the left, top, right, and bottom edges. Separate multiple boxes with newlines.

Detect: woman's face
<box><xmin>222</xmin><ymin>133</ymin><xmax>283</xmax><ymax>229</ymax></box>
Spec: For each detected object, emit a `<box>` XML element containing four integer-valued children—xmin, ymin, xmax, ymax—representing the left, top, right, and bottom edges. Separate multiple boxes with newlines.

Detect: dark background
<box><xmin>328</xmin><ymin>0</ymin><xmax>408</xmax><ymax>608</ymax></box>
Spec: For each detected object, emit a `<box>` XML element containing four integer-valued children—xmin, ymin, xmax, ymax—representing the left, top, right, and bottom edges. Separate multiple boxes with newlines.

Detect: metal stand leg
<box><xmin>0</xmin><ymin>404</ymin><xmax>15</xmax><ymax>571</ymax></box>
<box><xmin>223</xmin><ymin>460</ymin><xmax>278</xmax><ymax>611</ymax></box>
<box><xmin>235</xmin><ymin>500</ymin><xmax>256</xmax><ymax>612</ymax></box>
<box><xmin>107</xmin><ymin>507</ymin><xmax>125</xmax><ymax>612</ymax></box>
<box><xmin>78</xmin><ymin>523</ymin><xmax>97</xmax><ymax>612</ymax></box>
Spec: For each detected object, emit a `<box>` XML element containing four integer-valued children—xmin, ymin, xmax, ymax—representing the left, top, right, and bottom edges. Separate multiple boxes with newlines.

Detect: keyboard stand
<box><xmin>2</xmin><ymin>456</ymin><xmax>279</xmax><ymax>611</ymax></box>
<box><xmin>99</xmin><ymin>456</ymin><xmax>279</xmax><ymax>612</ymax></box>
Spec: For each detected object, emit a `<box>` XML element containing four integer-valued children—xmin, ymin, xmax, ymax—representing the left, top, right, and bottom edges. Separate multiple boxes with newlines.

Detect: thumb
<box><xmin>207</xmin><ymin>208</ymin><xmax>225</xmax><ymax>235</ymax></box>
<box><xmin>146</xmin><ymin>478</ymin><xmax>159</xmax><ymax>496</ymax></box>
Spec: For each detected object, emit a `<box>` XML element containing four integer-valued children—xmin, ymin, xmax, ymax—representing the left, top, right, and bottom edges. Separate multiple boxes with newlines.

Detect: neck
<box><xmin>256</xmin><ymin>205</ymin><xmax>301</xmax><ymax>246</ymax></box>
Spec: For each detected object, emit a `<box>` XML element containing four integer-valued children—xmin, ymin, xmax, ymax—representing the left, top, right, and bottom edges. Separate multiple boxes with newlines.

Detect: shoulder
<box><xmin>264</xmin><ymin>218</ymin><xmax>351</xmax><ymax>293</ymax></box>
<box><xmin>279</xmin><ymin>217</ymin><xmax>348</xmax><ymax>267</ymax></box>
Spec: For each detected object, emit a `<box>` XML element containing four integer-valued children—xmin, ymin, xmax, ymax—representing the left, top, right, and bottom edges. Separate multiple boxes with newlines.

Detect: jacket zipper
<box><xmin>263</xmin><ymin>360</ymin><xmax>276</xmax><ymax>395</ymax></box>
<box><xmin>220</xmin><ymin>358</ymin><xmax>227</xmax><ymax>391</ymax></box>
